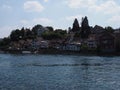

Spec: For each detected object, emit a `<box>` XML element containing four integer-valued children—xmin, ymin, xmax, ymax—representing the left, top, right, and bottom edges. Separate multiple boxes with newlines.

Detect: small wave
<box><xmin>17</xmin><ymin>63</ymin><xmax>103</xmax><ymax>67</ymax></box>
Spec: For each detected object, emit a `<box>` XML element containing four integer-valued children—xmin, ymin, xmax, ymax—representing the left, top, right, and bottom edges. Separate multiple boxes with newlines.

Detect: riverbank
<box><xmin>1</xmin><ymin>48</ymin><xmax>120</xmax><ymax>56</ymax></box>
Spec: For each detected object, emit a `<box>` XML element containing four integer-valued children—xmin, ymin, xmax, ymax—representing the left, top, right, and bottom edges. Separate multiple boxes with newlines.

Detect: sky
<box><xmin>0</xmin><ymin>0</ymin><xmax>120</xmax><ymax>38</ymax></box>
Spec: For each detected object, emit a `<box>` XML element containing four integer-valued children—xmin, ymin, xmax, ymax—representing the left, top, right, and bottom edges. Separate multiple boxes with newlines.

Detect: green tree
<box><xmin>0</xmin><ymin>37</ymin><xmax>11</xmax><ymax>49</ymax></box>
<box><xmin>20</xmin><ymin>27</ymin><xmax>25</xmax><ymax>39</ymax></box>
<box><xmin>105</xmin><ymin>26</ymin><xmax>114</xmax><ymax>33</ymax></box>
<box><xmin>72</xmin><ymin>18</ymin><xmax>80</xmax><ymax>32</ymax></box>
<box><xmin>25</xmin><ymin>28</ymin><xmax>34</xmax><ymax>39</ymax></box>
<box><xmin>81</xmin><ymin>16</ymin><xmax>91</xmax><ymax>39</ymax></box>
<box><xmin>41</xmin><ymin>29</ymin><xmax>67</xmax><ymax>40</ymax></box>
<box><xmin>10</xmin><ymin>29</ymin><xmax>21</xmax><ymax>41</ymax></box>
<box><xmin>32</xmin><ymin>24</ymin><xmax>42</xmax><ymax>36</ymax></box>
<box><xmin>46</xmin><ymin>26</ymin><xmax>54</xmax><ymax>31</ymax></box>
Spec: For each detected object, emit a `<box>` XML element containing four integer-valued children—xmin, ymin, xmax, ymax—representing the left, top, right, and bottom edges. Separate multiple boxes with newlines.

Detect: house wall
<box><xmin>98</xmin><ymin>33</ymin><xmax>115</xmax><ymax>52</ymax></box>
<box><xmin>61</xmin><ymin>44</ymin><xmax>80</xmax><ymax>51</ymax></box>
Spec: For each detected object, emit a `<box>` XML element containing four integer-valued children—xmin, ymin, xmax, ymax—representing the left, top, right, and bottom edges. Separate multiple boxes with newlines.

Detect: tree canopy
<box><xmin>41</xmin><ymin>29</ymin><xmax>67</xmax><ymax>40</ymax></box>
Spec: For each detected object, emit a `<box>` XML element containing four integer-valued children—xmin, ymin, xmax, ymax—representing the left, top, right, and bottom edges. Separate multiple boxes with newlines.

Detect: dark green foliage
<box><xmin>20</xmin><ymin>27</ymin><xmax>25</xmax><ymax>39</ymax></box>
<box><xmin>72</xmin><ymin>18</ymin><xmax>80</xmax><ymax>32</ymax></box>
<box><xmin>81</xmin><ymin>16</ymin><xmax>89</xmax><ymax>27</ymax></box>
<box><xmin>10</xmin><ymin>29</ymin><xmax>21</xmax><ymax>41</ymax></box>
<box><xmin>105</xmin><ymin>26</ymin><xmax>114</xmax><ymax>33</ymax></box>
<box><xmin>80</xmin><ymin>16</ymin><xmax>91</xmax><ymax>39</ymax></box>
<box><xmin>0</xmin><ymin>37</ymin><xmax>11</xmax><ymax>49</ymax></box>
<box><xmin>41</xmin><ymin>29</ymin><xmax>67</xmax><ymax>40</ymax></box>
<box><xmin>32</xmin><ymin>24</ymin><xmax>42</xmax><ymax>35</ymax></box>
<box><xmin>81</xmin><ymin>44</ymin><xmax>88</xmax><ymax>51</ymax></box>
<box><xmin>41</xmin><ymin>31</ymin><xmax>60</xmax><ymax>40</ymax></box>
<box><xmin>9</xmin><ymin>24</ymin><xmax>67</xmax><ymax>41</ymax></box>
<box><xmin>25</xmin><ymin>29</ymin><xmax>35</xmax><ymax>39</ymax></box>
<box><xmin>55</xmin><ymin>29</ymin><xmax>67</xmax><ymax>36</ymax></box>
<box><xmin>46</xmin><ymin>26</ymin><xmax>54</xmax><ymax>31</ymax></box>
<box><xmin>10</xmin><ymin>27</ymin><xmax>35</xmax><ymax>41</ymax></box>
<box><xmin>74</xmin><ymin>32</ymin><xmax>80</xmax><ymax>38</ymax></box>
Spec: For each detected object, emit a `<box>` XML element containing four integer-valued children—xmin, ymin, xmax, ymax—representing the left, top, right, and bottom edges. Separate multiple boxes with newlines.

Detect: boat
<box><xmin>22</xmin><ymin>51</ymin><xmax>31</xmax><ymax>54</ymax></box>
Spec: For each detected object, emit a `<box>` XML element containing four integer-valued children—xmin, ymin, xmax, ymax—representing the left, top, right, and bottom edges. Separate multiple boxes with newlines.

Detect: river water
<box><xmin>0</xmin><ymin>54</ymin><xmax>120</xmax><ymax>90</ymax></box>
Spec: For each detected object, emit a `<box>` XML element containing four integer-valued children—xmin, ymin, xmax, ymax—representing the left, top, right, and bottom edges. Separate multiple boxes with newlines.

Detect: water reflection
<box><xmin>80</xmin><ymin>58</ymin><xmax>90</xmax><ymax>90</ymax></box>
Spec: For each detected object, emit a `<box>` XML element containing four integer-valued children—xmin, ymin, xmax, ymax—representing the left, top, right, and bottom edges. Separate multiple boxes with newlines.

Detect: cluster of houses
<box><xmin>62</xmin><ymin>28</ymin><xmax>119</xmax><ymax>53</ymax></box>
<box><xmin>9</xmin><ymin>27</ymin><xmax>120</xmax><ymax>53</ymax></box>
<box><xmin>8</xmin><ymin>17</ymin><xmax>120</xmax><ymax>53</ymax></box>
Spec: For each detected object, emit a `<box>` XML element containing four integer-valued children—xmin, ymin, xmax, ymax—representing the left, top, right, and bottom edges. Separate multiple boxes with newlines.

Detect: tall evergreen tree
<box><xmin>72</xmin><ymin>18</ymin><xmax>80</xmax><ymax>32</ymax></box>
<box><xmin>81</xmin><ymin>16</ymin><xmax>91</xmax><ymax>39</ymax></box>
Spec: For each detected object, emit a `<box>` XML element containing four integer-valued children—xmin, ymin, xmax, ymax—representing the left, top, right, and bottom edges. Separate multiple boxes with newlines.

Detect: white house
<box><xmin>61</xmin><ymin>43</ymin><xmax>81</xmax><ymax>51</ymax></box>
<box><xmin>31</xmin><ymin>40</ymin><xmax>49</xmax><ymax>49</ymax></box>
<box><xmin>40</xmin><ymin>41</ymin><xmax>49</xmax><ymax>48</ymax></box>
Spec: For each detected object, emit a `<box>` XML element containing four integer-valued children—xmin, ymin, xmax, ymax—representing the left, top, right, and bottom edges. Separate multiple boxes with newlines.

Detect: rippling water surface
<box><xmin>0</xmin><ymin>54</ymin><xmax>120</xmax><ymax>90</ymax></box>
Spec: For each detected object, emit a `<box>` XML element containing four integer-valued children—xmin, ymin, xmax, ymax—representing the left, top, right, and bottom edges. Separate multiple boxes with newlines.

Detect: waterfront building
<box><xmin>97</xmin><ymin>31</ymin><xmax>115</xmax><ymax>52</ymax></box>
<box><xmin>60</xmin><ymin>43</ymin><xmax>81</xmax><ymax>52</ymax></box>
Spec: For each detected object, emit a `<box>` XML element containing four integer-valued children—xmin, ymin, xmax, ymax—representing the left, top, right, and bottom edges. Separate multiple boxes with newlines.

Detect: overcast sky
<box><xmin>0</xmin><ymin>0</ymin><xmax>120</xmax><ymax>38</ymax></box>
